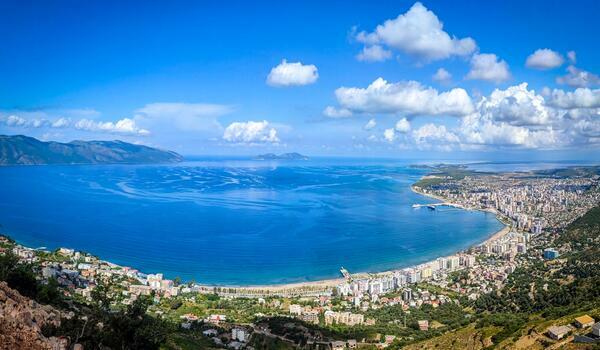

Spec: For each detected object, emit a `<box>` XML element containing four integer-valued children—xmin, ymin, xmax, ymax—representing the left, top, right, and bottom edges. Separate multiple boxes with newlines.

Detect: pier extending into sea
<box><xmin>412</xmin><ymin>202</ymin><xmax>466</xmax><ymax>210</ymax></box>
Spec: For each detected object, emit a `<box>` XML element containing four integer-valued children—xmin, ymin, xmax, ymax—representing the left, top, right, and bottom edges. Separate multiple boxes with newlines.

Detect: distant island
<box><xmin>254</xmin><ymin>152</ymin><xmax>309</xmax><ymax>160</ymax></box>
<box><xmin>0</xmin><ymin>135</ymin><xmax>183</xmax><ymax>165</ymax></box>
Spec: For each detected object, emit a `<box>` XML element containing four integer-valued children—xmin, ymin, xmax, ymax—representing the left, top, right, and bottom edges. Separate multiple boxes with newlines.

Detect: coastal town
<box><xmin>1</xmin><ymin>166</ymin><xmax>600</xmax><ymax>349</ymax></box>
<box><xmin>3</xmin><ymin>0</ymin><xmax>600</xmax><ymax>348</ymax></box>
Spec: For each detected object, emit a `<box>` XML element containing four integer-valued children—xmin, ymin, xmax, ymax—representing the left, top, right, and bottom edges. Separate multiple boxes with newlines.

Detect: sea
<box><xmin>0</xmin><ymin>157</ymin><xmax>512</xmax><ymax>285</ymax></box>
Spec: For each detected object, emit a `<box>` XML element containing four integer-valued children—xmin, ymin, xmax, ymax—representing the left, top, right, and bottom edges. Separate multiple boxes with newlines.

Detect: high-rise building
<box><xmin>447</xmin><ymin>256</ymin><xmax>460</xmax><ymax>270</ymax></box>
<box><xmin>394</xmin><ymin>273</ymin><xmax>407</xmax><ymax>289</ymax></box>
<box><xmin>407</xmin><ymin>270</ymin><xmax>420</xmax><ymax>283</ymax></box>
<box><xmin>420</xmin><ymin>267</ymin><xmax>432</xmax><ymax>279</ymax></box>
<box><xmin>402</xmin><ymin>289</ymin><xmax>412</xmax><ymax>301</ymax></box>
<box><xmin>368</xmin><ymin>281</ymin><xmax>382</xmax><ymax>295</ymax></box>
<box><xmin>464</xmin><ymin>255</ymin><xmax>476</xmax><ymax>267</ymax></box>
<box><xmin>437</xmin><ymin>258</ymin><xmax>447</xmax><ymax>270</ymax></box>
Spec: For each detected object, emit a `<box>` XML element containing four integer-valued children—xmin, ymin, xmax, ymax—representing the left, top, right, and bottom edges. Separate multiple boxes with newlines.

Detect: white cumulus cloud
<box><xmin>4</xmin><ymin>115</ymin><xmax>28</xmax><ymax>127</ymax></box>
<box><xmin>364</xmin><ymin>118</ymin><xmax>376</xmax><ymax>130</ymax></box>
<box><xmin>223</xmin><ymin>120</ymin><xmax>279</xmax><ymax>143</ymax></box>
<box><xmin>51</xmin><ymin>118</ymin><xmax>70</xmax><ymax>128</ymax></box>
<box><xmin>395</xmin><ymin>118</ymin><xmax>411</xmax><ymax>133</ymax></box>
<box><xmin>333</xmin><ymin>82</ymin><xmax>600</xmax><ymax>150</ymax></box>
<box><xmin>323</xmin><ymin>106</ymin><xmax>353</xmax><ymax>118</ymax></box>
<box><xmin>413</xmin><ymin>123</ymin><xmax>459</xmax><ymax>145</ymax></box>
<box><xmin>466</xmin><ymin>53</ymin><xmax>511</xmax><ymax>83</ymax></box>
<box><xmin>267</xmin><ymin>59</ymin><xmax>318</xmax><ymax>87</ymax></box>
<box><xmin>556</xmin><ymin>65</ymin><xmax>600</xmax><ymax>88</ymax></box>
<box><xmin>0</xmin><ymin>114</ymin><xmax>149</xmax><ymax>136</ymax></box>
<box><xmin>73</xmin><ymin>118</ymin><xmax>150</xmax><ymax>135</ymax></box>
<box><xmin>383</xmin><ymin>128</ymin><xmax>396</xmax><ymax>142</ymax></box>
<box><xmin>544</xmin><ymin>88</ymin><xmax>600</xmax><ymax>109</ymax></box>
<box><xmin>525</xmin><ymin>49</ymin><xmax>564</xmax><ymax>70</ymax></box>
<box><xmin>355</xmin><ymin>2</ymin><xmax>476</xmax><ymax>63</ymax></box>
<box><xmin>333</xmin><ymin>77</ymin><xmax>474</xmax><ymax>116</ymax></box>
<box><xmin>432</xmin><ymin>68</ymin><xmax>452</xmax><ymax>83</ymax></box>
<box><xmin>356</xmin><ymin>45</ymin><xmax>392</xmax><ymax>62</ymax></box>
<box><xmin>478</xmin><ymin>83</ymin><xmax>554</xmax><ymax>126</ymax></box>
<box><xmin>460</xmin><ymin>113</ymin><xmax>560</xmax><ymax>149</ymax></box>
<box><xmin>0</xmin><ymin>115</ymin><xmax>56</xmax><ymax>129</ymax></box>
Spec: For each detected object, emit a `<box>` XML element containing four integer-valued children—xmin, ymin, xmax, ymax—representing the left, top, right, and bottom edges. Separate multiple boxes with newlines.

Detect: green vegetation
<box><xmin>413</xmin><ymin>164</ymin><xmax>488</xmax><ymax>190</ymax></box>
<box><xmin>0</xmin><ymin>250</ymin><xmax>63</xmax><ymax>306</ymax></box>
<box><xmin>249</xmin><ymin>333</ymin><xmax>296</xmax><ymax>350</ymax></box>
<box><xmin>155</xmin><ymin>293</ymin><xmax>275</xmax><ymax>324</ymax></box>
<box><xmin>534</xmin><ymin>165</ymin><xmax>600</xmax><ymax>178</ymax></box>
<box><xmin>45</xmin><ymin>296</ymin><xmax>172</xmax><ymax>349</ymax></box>
<box><xmin>161</xmin><ymin>332</ymin><xmax>220</xmax><ymax>350</ymax></box>
<box><xmin>413</xmin><ymin>176</ymin><xmax>448</xmax><ymax>188</ymax></box>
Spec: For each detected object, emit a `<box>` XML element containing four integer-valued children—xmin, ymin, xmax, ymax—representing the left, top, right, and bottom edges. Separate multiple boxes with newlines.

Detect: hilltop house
<box><xmin>547</xmin><ymin>325</ymin><xmax>571</xmax><ymax>340</ymax></box>
<box><xmin>574</xmin><ymin>315</ymin><xmax>595</xmax><ymax>328</ymax></box>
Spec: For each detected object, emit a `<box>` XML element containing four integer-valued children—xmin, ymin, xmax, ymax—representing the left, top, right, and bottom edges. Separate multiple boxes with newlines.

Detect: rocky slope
<box><xmin>0</xmin><ymin>282</ymin><xmax>67</xmax><ymax>349</ymax></box>
<box><xmin>0</xmin><ymin>135</ymin><xmax>183</xmax><ymax>165</ymax></box>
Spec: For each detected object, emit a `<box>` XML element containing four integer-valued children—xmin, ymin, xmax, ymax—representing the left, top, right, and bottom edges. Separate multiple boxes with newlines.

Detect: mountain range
<box><xmin>0</xmin><ymin>135</ymin><xmax>183</xmax><ymax>165</ymax></box>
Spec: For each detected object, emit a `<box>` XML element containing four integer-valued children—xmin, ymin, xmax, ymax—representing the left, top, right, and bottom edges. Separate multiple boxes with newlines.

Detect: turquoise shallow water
<box><xmin>0</xmin><ymin>158</ymin><xmax>503</xmax><ymax>285</ymax></box>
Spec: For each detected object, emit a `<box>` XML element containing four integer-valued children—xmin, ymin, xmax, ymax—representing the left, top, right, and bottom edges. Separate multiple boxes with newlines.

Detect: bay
<box><xmin>0</xmin><ymin>158</ymin><xmax>503</xmax><ymax>285</ymax></box>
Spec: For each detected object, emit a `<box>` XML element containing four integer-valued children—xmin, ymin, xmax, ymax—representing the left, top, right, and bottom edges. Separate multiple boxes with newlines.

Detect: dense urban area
<box><xmin>1</xmin><ymin>165</ymin><xmax>600</xmax><ymax>350</ymax></box>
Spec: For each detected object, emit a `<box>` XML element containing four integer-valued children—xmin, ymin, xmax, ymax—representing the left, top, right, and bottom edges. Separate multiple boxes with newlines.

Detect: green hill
<box><xmin>407</xmin><ymin>204</ymin><xmax>600</xmax><ymax>349</ymax></box>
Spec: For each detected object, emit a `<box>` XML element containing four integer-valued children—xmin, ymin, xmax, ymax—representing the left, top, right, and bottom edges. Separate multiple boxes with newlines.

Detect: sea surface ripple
<box><xmin>0</xmin><ymin>158</ymin><xmax>503</xmax><ymax>285</ymax></box>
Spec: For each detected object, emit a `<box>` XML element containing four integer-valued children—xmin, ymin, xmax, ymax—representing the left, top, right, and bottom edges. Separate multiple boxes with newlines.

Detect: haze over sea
<box><xmin>0</xmin><ymin>158</ymin><xmax>506</xmax><ymax>285</ymax></box>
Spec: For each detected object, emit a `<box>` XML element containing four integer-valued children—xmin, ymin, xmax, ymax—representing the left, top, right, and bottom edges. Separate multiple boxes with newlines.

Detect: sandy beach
<box><xmin>194</xmin><ymin>181</ymin><xmax>512</xmax><ymax>295</ymax></box>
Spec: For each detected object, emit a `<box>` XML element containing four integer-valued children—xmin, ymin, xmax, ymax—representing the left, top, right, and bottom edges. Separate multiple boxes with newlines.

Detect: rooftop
<box><xmin>575</xmin><ymin>315</ymin><xmax>595</xmax><ymax>325</ymax></box>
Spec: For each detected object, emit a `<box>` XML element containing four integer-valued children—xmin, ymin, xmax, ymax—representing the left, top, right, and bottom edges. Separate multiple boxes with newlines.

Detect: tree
<box><xmin>90</xmin><ymin>278</ymin><xmax>114</xmax><ymax>310</ymax></box>
<box><xmin>0</xmin><ymin>250</ymin><xmax>19</xmax><ymax>280</ymax></box>
<box><xmin>173</xmin><ymin>276</ymin><xmax>181</xmax><ymax>286</ymax></box>
<box><xmin>0</xmin><ymin>251</ymin><xmax>38</xmax><ymax>298</ymax></box>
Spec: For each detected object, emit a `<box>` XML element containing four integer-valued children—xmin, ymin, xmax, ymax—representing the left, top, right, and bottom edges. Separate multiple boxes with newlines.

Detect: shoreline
<box><xmin>409</xmin><ymin>184</ymin><xmax>511</xmax><ymax>246</ymax></box>
<box><xmin>204</xmin><ymin>184</ymin><xmax>510</xmax><ymax>292</ymax></box>
<box><xmin>5</xmin><ymin>176</ymin><xmax>511</xmax><ymax>295</ymax></box>
<box><xmin>195</xmin><ymin>183</ymin><xmax>511</xmax><ymax>292</ymax></box>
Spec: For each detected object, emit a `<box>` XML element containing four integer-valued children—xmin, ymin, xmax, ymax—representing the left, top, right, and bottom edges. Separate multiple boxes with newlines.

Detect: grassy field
<box><xmin>403</xmin><ymin>324</ymin><xmax>498</xmax><ymax>350</ymax></box>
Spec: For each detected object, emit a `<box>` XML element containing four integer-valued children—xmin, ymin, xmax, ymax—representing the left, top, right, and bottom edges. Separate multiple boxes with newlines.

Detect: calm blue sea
<box><xmin>0</xmin><ymin>158</ymin><xmax>504</xmax><ymax>285</ymax></box>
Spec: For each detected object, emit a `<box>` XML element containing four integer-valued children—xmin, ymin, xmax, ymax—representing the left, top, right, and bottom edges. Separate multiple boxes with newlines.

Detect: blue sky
<box><xmin>1</xmin><ymin>0</ymin><xmax>599</xmax><ymax>159</ymax></box>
